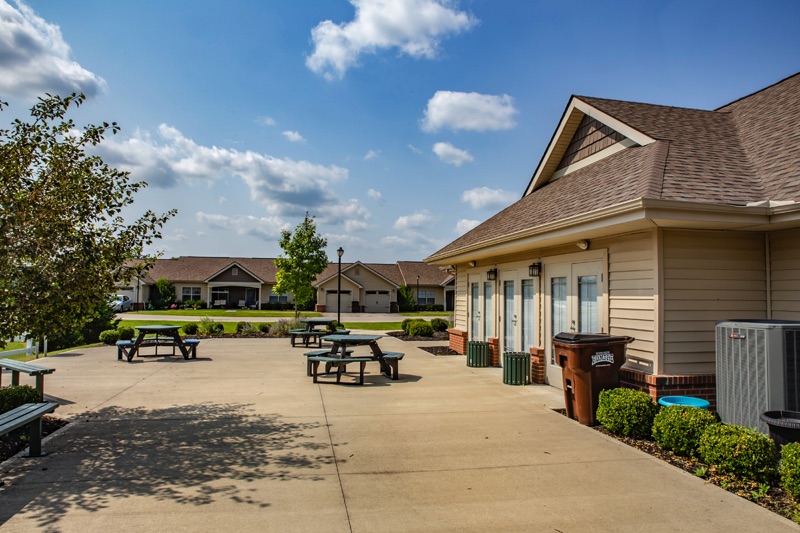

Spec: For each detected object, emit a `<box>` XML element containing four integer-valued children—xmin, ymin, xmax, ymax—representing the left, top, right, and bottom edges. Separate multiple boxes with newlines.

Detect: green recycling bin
<box><xmin>503</xmin><ymin>352</ymin><xmax>531</xmax><ymax>385</ymax></box>
<box><xmin>466</xmin><ymin>341</ymin><xmax>489</xmax><ymax>367</ymax></box>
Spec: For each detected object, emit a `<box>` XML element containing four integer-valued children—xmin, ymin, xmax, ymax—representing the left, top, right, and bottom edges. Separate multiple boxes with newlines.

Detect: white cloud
<box><xmin>196</xmin><ymin>212</ymin><xmax>291</xmax><ymax>241</ymax></box>
<box><xmin>282</xmin><ymin>130</ymin><xmax>306</xmax><ymax>143</ymax></box>
<box><xmin>0</xmin><ymin>1</ymin><xmax>106</xmax><ymax>98</ymax></box>
<box><xmin>455</xmin><ymin>218</ymin><xmax>480</xmax><ymax>235</ymax></box>
<box><xmin>367</xmin><ymin>188</ymin><xmax>382</xmax><ymax>200</ymax></box>
<box><xmin>394</xmin><ymin>209</ymin><xmax>435</xmax><ymax>230</ymax></box>
<box><xmin>407</xmin><ymin>144</ymin><xmax>423</xmax><ymax>154</ymax></box>
<box><xmin>95</xmin><ymin>124</ymin><xmax>367</xmax><ymax>227</ymax></box>
<box><xmin>317</xmin><ymin>198</ymin><xmax>372</xmax><ymax>232</ymax></box>
<box><xmin>306</xmin><ymin>0</ymin><xmax>478</xmax><ymax>80</ymax></box>
<box><xmin>218</xmin><ymin>196</ymin><xmax>228</xmax><ymax>204</ymax></box>
<box><xmin>257</xmin><ymin>116</ymin><xmax>277</xmax><ymax>127</ymax></box>
<box><xmin>363</xmin><ymin>149</ymin><xmax>379</xmax><ymax>160</ymax></box>
<box><xmin>461</xmin><ymin>187</ymin><xmax>517</xmax><ymax>209</ymax></box>
<box><xmin>433</xmin><ymin>141</ymin><xmax>473</xmax><ymax>166</ymax></box>
<box><xmin>421</xmin><ymin>91</ymin><xmax>517</xmax><ymax>132</ymax></box>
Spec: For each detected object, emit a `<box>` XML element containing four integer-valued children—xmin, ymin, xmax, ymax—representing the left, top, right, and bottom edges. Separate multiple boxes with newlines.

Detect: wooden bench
<box><xmin>0</xmin><ymin>402</ymin><xmax>59</xmax><ymax>457</ymax></box>
<box><xmin>307</xmin><ymin>356</ymin><xmax>373</xmax><ymax>385</ymax></box>
<box><xmin>0</xmin><ymin>359</ymin><xmax>55</xmax><ymax>396</ymax></box>
<box><xmin>303</xmin><ymin>349</ymin><xmax>353</xmax><ymax>376</ymax></box>
<box><xmin>378</xmin><ymin>352</ymin><xmax>405</xmax><ymax>380</ymax></box>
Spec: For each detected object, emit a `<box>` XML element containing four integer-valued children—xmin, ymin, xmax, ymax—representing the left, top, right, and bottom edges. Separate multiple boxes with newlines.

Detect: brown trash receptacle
<box><xmin>553</xmin><ymin>333</ymin><xmax>634</xmax><ymax>426</ymax></box>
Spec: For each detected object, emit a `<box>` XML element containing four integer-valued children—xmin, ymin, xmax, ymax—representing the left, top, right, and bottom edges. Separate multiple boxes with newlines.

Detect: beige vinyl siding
<box><xmin>605</xmin><ymin>232</ymin><xmax>657</xmax><ymax>369</ymax></box>
<box><xmin>662</xmin><ymin>230</ymin><xmax>766</xmax><ymax>375</ymax></box>
<box><xmin>454</xmin><ymin>268</ymin><xmax>468</xmax><ymax>330</ymax></box>
<box><xmin>770</xmin><ymin>229</ymin><xmax>800</xmax><ymax>320</ymax></box>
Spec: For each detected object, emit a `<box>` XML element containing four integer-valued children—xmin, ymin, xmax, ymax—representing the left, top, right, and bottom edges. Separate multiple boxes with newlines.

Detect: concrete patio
<box><xmin>0</xmin><ymin>335</ymin><xmax>796</xmax><ymax>532</ymax></box>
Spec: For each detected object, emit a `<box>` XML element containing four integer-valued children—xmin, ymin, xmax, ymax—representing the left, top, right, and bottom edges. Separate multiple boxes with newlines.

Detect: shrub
<box><xmin>98</xmin><ymin>329</ymin><xmax>119</xmax><ymax>345</ymax></box>
<box><xmin>269</xmin><ymin>319</ymin><xmax>302</xmax><ymax>336</ymax></box>
<box><xmin>652</xmin><ymin>405</ymin><xmax>717</xmax><ymax>457</ymax></box>
<box><xmin>327</xmin><ymin>320</ymin><xmax>344</xmax><ymax>332</ymax></box>
<box><xmin>0</xmin><ymin>385</ymin><xmax>42</xmax><ymax>412</ymax></box>
<box><xmin>258</xmin><ymin>323</ymin><xmax>271</xmax><ymax>333</ymax></box>
<box><xmin>596</xmin><ymin>388</ymin><xmax>658</xmax><ymax>438</ymax></box>
<box><xmin>430</xmin><ymin>318</ymin><xmax>448</xmax><ymax>332</ymax></box>
<box><xmin>401</xmin><ymin>318</ymin><xmax>425</xmax><ymax>334</ymax></box>
<box><xmin>781</xmin><ymin>442</ymin><xmax>800</xmax><ymax>500</ymax></box>
<box><xmin>198</xmin><ymin>317</ymin><xmax>224</xmax><ymax>336</ymax></box>
<box><xmin>698</xmin><ymin>423</ymin><xmax>777</xmax><ymax>482</ymax></box>
<box><xmin>117</xmin><ymin>325</ymin><xmax>135</xmax><ymax>341</ymax></box>
<box><xmin>182</xmin><ymin>322</ymin><xmax>198</xmax><ymax>335</ymax></box>
<box><xmin>236</xmin><ymin>321</ymin><xmax>255</xmax><ymax>334</ymax></box>
<box><xmin>407</xmin><ymin>321</ymin><xmax>434</xmax><ymax>337</ymax></box>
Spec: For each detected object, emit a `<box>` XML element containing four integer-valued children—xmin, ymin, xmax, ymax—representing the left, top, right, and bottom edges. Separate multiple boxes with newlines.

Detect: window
<box><xmin>232</xmin><ymin>267</ymin><xmax>239</xmax><ymax>276</ymax></box>
<box><xmin>522</xmin><ymin>279</ymin><xmax>536</xmax><ymax>349</ymax></box>
<box><xmin>269</xmin><ymin>289</ymin><xmax>288</xmax><ymax>303</ymax></box>
<box><xmin>182</xmin><ymin>287</ymin><xmax>201</xmax><ymax>302</ymax></box>
<box><xmin>483</xmin><ymin>282</ymin><xmax>494</xmax><ymax>340</ymax></box>
<box><xmin>417</xmin><ymin>290</ymin><xmax>435</xmax><ymax>306</ymax></box>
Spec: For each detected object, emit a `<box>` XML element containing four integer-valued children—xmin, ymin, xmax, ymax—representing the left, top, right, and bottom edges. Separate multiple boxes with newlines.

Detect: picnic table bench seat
<box><xmin>289</xmin><ymin>329</ymin><xmax>323</xmax><ymax>348</ymax></box>
<box><xmin>0</xmin><ymin>402</ymin><xmax>59</xmax><ymax>457</ymax></box>
<box><xmin>307</xmin><ymin>356</ymin><xmax>373</xmax><ymax>385</ymax></box>
<box><xmin>303</xmin><ymin>349</ymin><xmax>353</xmax><ymax>376</ymax></box>
<box><xmin>0</xmin><ymin>358</ymin><xmax>55</xmax><ymax>396</ymax></box>
<box><xmin>376</xmin><ymin>352</ymin><xmax>404</xmax><ymax>380</ymax></box>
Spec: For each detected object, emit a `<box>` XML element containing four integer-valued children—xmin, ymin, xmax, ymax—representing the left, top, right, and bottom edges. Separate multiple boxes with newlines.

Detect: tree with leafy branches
<box><xmin>273</xmin><ymin>213</ymin><xmax>329</xmax><ymax>318</ymax></box>
<box><xmin>0</xmin><ymin>93</ymin><xmax>175</xmax><ymax>346</ymax></box>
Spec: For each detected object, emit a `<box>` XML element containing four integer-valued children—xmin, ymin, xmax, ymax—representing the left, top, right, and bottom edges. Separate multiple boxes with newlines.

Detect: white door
<box><xmin>364</xmin><ymin>290</ymin><xmax>390</xmax><ymax>312</ymax></box>
<box><xmin>468</xmin><ymin>275</ymin><xmax>495</xmax><ymax>341</ymax></box>
<box><xmin>498</xmin><ymin>270</ymin><xmax>538</xmax><ymax>356</ymax></box>
<box><xmin>325</xmin><ymin>290</ymin><xmax>352</xmax><ymax>313</ymax></box>
<box><xmin>544</xmin><ymin>260</ymin><xmax>606</xmax><ymax>387</ymax></box>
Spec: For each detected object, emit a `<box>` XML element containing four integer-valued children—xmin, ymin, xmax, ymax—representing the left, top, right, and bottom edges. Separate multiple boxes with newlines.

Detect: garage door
<box><xmin>364</xmin><ymin>290</ymin><xmax>390</xmax><ymax>313</ymax></box>
<box><xmin>325</xmin><ymin>290</ymin><xmax>352</xmax><ymax>313</ymax></box>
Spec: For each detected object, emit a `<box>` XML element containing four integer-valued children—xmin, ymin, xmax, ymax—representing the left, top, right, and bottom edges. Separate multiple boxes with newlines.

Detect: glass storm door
<box><xmin>545</xmin><ymin>260</ymin><xmax>605</xmax><ymax>387</ymax></box>
<box><xmin>470</xmin><ymin>281</ymin><xmax>480</xmax><ymax>341</ymax></box>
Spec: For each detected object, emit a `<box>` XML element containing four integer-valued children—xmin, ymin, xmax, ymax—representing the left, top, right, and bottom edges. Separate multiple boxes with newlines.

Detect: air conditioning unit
<box><xmin>715</xmin><ymin>320</ymin><xmax>800</xmax><ymax>433</ymax></box>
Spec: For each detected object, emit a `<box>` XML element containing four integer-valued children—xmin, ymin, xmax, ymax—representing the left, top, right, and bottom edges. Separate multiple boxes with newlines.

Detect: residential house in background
<box><xmin>425</xmin><ymin>72</ymin><xmax>800</xmax><ymax>405</ymax></box>
<box><xmin>119</xmin><ymin>257</ymin><xmax>452</xmax><ymax>313</ymax></box>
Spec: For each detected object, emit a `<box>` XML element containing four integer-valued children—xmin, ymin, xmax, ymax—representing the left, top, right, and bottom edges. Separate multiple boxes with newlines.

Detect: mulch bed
<box><xmin>0</xmin><ymin>415</ymin><xmax>70</xmax><ymax>464</ymax></box>
<box><xmin>553</xmin><ymin>408</ymin><xmax>799</xmax><ymax>522</ymax></box>
<box><xmin>385</xmin><ymin>331</ymin><xmax>460</xmax><ymax>356</ymax></box>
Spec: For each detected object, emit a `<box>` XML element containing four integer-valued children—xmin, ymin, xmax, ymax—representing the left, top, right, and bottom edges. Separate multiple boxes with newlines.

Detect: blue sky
<box><xmin>2</xmin><ymin>1</ymin><xmax>799</xmax><ymax>263</ymax></box>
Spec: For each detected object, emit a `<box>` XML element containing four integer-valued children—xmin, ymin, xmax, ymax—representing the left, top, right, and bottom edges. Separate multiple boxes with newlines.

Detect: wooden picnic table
<box><xmin>299</xmin><ymin>318</ymin><xmax>337</xmax><ymax>331</ymax></box>
<box><xmin>118</xmin><ymin>325</ymin><xmax>194</xmax><ymax>362</ymax></box>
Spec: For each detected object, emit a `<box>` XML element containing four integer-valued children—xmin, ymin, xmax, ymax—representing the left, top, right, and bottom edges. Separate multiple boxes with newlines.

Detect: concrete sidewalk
<box><xmin>1</xmin><ymin>338</ymin><xmax>796</xmax><ymax>532</ymax></box>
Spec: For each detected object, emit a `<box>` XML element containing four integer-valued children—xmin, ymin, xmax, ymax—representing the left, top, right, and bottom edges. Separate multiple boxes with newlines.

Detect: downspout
<box><xmin>765</xmin><ymin>233</ymin><xmax>772</xmax><ymax>319</ymax></box>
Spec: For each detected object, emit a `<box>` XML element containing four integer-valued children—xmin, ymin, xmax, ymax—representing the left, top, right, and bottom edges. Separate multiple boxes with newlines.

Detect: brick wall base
<box><xmin>619</xmin><ymin>368</ymin><xmax>717</xmax><ymax>412</ymax></box>
<box><xmin>448</xmin><ymin>328</ymin><xmax>467</xmax><ymax>354</ymax></box>
<box><xmin>488</xmin><ymin>337</ymin><xmax>500</xmax><ymax>367</ymax></box>
<box><xmin>529</xmin><ymin>348</ymin><xmax>546</xmax><ymax>384</ymax></box>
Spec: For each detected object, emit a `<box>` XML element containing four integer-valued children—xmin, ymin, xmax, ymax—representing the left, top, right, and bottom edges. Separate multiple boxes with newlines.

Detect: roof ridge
<box><xmin>577</xmin><ymin>95</ymin><xmax>717</xmax><ymax>114</ymax></box>
<box><xmin>715</xmin><ymin>71</ymin><xmax>800</xmax><ymax>111</ymax></box>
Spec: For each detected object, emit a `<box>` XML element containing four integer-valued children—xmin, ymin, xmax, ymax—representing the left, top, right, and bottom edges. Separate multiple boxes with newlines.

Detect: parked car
<box><xmin>109</xmin><ymin>294</ymin><xmax>133</xmax><ymax>312</ymax></box>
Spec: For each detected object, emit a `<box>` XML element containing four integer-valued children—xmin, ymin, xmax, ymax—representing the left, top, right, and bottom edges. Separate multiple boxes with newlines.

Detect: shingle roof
<box><xmin>138</xmin><ymin>257</ymin><xmax>450</xmax><ymax>287</ymax></box>
<box><xmin>428</xmin><ymin>72</ymin><xmax>799</xmax><ymax>260</ymax></box>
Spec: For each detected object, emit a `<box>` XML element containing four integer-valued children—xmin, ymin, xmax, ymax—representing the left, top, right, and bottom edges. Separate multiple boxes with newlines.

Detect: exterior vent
<box><xmin>715</xmin><ymin>320</ymin><xmax>800</xmax><ymax>433</ymax></box>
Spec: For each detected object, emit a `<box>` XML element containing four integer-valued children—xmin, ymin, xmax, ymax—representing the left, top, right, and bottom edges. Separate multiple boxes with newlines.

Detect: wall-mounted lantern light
<box><xmin>528</xmin><ymin>262</ymin><xmax>542</xmax><ymax>277</ymax></box>
<box><xmin>468</xmin><ymin>260</ymin><xmax>476</xmax><ymax>267</ymax></box>
<box><xmin>487</xmin><ymin>268</ymin><xmax>497</xmax><ymax>281</ymax></box>
<box><xmin>577</xmin><ymin>240</ymin><xmax>590</xmax><ymax>250</ymax></box>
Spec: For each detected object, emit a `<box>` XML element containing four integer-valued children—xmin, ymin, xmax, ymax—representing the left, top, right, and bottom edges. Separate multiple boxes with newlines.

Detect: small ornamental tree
<box><xmin>397</xmin><ymin>285</ymin><xmax>416</xmax><ymax>312</ymax></box>
<box><xmin>0</xmin><ymin>93</ymin><xmax>175</xmax><ymax>346</ymax></box>
<box><xmin>273</xmin><ymin>213</ymin><xmax>329</xmax><ymax>318</ymax></box>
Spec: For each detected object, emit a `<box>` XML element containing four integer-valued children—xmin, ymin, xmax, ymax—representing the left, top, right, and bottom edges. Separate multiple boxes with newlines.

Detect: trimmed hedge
<box><xmin>182</xmin><ymin>322</ymin><xmax>199</xmax><ymax>335</ymax></box>
<box><xmin>0</xmin><ymin>385</ymin><xmax>42</xmax><ymax>413</ymax></box>
<box><xmin>652</xmin><ymin>405</ymin><xmax>717</xmax><ymax>457</ymax></box>
<box><xmin>401</xmin><ymin>318</ymin><xmax>426</xmax><ymax>334</ymax></box>
<box><xmin>98</xmin><ymin>329</ymin><xmax>119</xmax><ymax>345</ymax></box>
<box><xmin>407</xmin><ymin>321</ymin><xmax>434</xmax><ymax>337</ymax></box>
<box><xmin>698</xmin><ymin>423</ymin><xmax>777</xmax><ymax>483</ymax></box>
<box><xmin>781</xmin><ymin>442</ymin><xmax>800</xmax><ymax>500</ymax></box>
<box><xmin>596</xmin><ymin>388</ymin><xmax>658</xmax><ymax>438</ymax></box>
<box><xmin>430</xmin><ymin>318</ymin><xmax>448</xmax><ymax>332</ymax></box>
<box><xmin>117</xmin><ymin>325</ymin><xmax>135</xmax><ymax>340</ymax></box>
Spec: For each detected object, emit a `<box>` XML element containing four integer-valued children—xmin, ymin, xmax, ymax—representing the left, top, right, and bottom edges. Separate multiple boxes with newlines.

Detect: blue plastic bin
<box><xmin>658</xmin><ymin>395</ymin><xmax>710</xmax><ymax>410</ymax></box>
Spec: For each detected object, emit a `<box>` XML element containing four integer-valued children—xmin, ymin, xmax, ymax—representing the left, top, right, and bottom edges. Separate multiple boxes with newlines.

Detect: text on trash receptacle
<box><xmin>591</xmin><ymin>351</ymin><xmax>614</xmax><ymax>367</ymax></box>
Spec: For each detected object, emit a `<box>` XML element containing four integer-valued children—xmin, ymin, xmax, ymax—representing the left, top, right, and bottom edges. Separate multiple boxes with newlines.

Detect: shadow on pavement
<box><xmin>0</xmin><ymin>403</ymin><xmax>333</xmax><ymax>531</ymax></box>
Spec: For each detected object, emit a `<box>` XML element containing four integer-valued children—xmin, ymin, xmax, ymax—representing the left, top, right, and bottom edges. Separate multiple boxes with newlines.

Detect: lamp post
<box><xmin>337</xmin><ymin>247</ymin><xmax>344</xmax><ymax>325</ymax></box>
<box><xmin>416</xmin><ymin>275</ymin><xmax>420</xmax><ymax>314</ymax></box>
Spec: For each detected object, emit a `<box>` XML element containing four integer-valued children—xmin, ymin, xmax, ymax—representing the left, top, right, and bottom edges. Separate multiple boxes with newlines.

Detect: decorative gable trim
<box><xmin>204</xmin><ymin>261</ymin><xmax>264</xmax><ymax>283</ymax></box>
<box><xmin>524</xmin><ymin>97</ymin><xmax>656</xmax><ymax>196</ymax></box>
